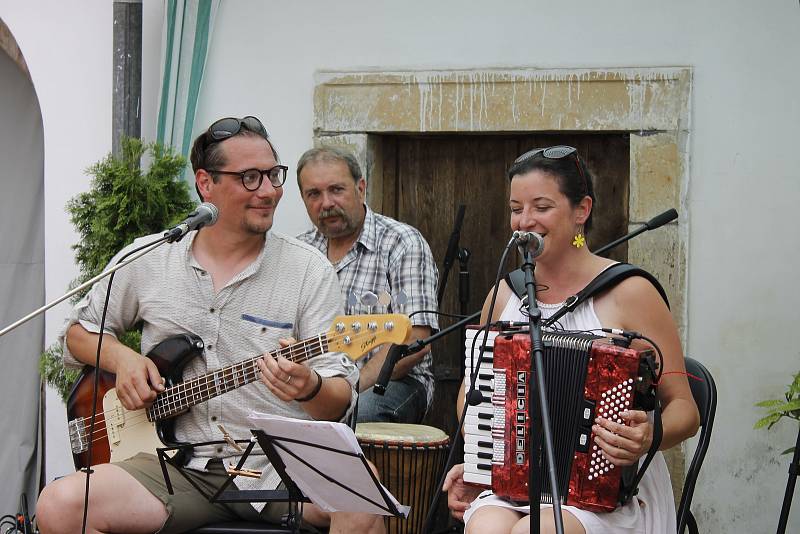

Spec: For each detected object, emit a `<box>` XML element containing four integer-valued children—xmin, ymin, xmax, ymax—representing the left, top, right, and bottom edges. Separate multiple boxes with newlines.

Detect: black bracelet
<box><xmin>296</xmin><ymin>370</ymin><xmax>323</xmax><ymax>402</ymax></box>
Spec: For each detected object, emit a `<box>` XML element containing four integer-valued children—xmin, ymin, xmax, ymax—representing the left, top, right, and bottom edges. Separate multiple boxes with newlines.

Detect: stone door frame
<box><xmin>313</xmin><ymin>67</ymin><xmax>692</xmax><ymax>497</ymax></box>
<box><xmin>312</xmin><ymin>67</ymin><xmax>691</xmax><ymax>337</ymax></box>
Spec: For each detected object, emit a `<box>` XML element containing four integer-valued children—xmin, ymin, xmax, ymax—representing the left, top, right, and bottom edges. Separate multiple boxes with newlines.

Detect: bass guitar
<box><xmin>66</xmin><ymin>313</ymin><xmax>410</xmax><ymax>468</ymax></box>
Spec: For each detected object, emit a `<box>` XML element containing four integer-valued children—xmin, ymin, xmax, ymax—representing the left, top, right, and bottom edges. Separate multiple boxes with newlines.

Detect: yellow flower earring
<box><xmin>572</xmin><ymin>224</ymin><xmax>586</xmax><ymax>248</ymax></box>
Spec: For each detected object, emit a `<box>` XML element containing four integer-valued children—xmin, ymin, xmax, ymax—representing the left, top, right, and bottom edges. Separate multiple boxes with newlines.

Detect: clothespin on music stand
<box><xmin>225</xmin><ymin>464</ymin><xmax>263</xmax><ymax>479</ymax></box>
<box><xmin>218</xmin><ymin>424</ymin><xmax>244</xmax><ymax>453</ymax></box>
<box><xmin>217</xmin><ymin>425</ymin><xmax>262</xmax><ymax>478</ymax></box>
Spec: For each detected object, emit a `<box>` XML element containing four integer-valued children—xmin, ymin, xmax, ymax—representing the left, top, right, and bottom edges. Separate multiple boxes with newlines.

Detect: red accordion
<box><xmin>463</xmin><ymin>328</ymin><xmax>656</xmax><ymax>512</ymax></box>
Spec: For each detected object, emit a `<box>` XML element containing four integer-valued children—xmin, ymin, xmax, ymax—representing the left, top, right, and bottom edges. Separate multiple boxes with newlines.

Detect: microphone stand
<box><xmin>457</xmin><ymin>248</ymin><xmax>471</xmax><ymax>378</ymax></box>
<box><xmin>437</xmin><ymin>205</ymin><xmax>466</xmax><ymax>304</ymax></box>
<box><xmin>776</xmin><ymin>425</ymin><xmax>800</xmax><ymax>534</ymax></box>
<box><xmin>595</xmin><ymin>208</ymin><xmax>677</xmax><ymax>256</ymax></box>
<box><xmin>0</xmin><ymin>217</ymin><xmax>203</xmax><ymax>534</ymax></box>
<box><xmin>372</xmin><ymin>310</ymin><xmax>481</xmax><ymax>395</ymax></box>
<box><xmin>519</xmin><ymin>246</ymin><xmax>564</xmax><ymax>534</ymax></box>
<box><xmin>0</xmin><ymin>203</ymin><xmax>215</xmax><ymax>339</ymax></box>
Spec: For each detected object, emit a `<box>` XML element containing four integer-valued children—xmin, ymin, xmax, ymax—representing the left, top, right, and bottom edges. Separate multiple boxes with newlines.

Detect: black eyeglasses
<box><xmin>206</xmin><ymin>165</ymin><xmax>289</xmax><ymax>190</ymax></box>
<box><xmin>513</xmin><ymin>145</ymin><xmax>588</xmax><ymax>194</ymax></box>
<box><xmin>204</xmin><ymin>116</ymin><xmax>269</xmax><ymax>147</ymax></box>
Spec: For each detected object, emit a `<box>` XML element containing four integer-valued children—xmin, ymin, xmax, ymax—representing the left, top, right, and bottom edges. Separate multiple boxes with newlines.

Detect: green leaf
<box><xmin>754</xmin><ymin>413</ymin><xmax>782</xmax><ymax>429</ymax></box>
<box><xmin>38</xmin><ymin>344</ymin><xmax>81</xmax><ymax>404</ymax></box>
<box><xmin>768</xmin><ymin>399</ymin><xmax>800</xmax><ymax>414</ymax></box>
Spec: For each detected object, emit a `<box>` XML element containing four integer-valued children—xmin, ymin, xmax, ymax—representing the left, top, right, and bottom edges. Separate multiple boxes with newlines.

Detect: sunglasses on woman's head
<box><xmin>513</xmin><ymin>145</ymin><xmax>588</xmax><ymax>193</ymax></box>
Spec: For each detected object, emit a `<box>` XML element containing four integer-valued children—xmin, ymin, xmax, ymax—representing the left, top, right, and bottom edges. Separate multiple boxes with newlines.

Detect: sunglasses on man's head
<box><xmin>513</xmin><ymin>145</ymin><xmax>588</xmax><ymax>193</ymax></box>
<box><xmin>205</xmin><ymin>116</ymin><xmax>269</xmax><ymax>146</ymax></box>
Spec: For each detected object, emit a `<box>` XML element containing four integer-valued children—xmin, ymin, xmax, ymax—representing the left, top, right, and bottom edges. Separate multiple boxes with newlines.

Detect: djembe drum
<box><xmin>356</xmin><ymin>423</ymin><xmax>450</xmax><ymax>534</ymax></box>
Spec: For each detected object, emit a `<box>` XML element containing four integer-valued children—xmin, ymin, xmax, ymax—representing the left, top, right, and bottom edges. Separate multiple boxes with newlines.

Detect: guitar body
<box><xmin>66</xmin><ymin>334</ymin><xmax>204</xmax><ymax>469</ymax></box>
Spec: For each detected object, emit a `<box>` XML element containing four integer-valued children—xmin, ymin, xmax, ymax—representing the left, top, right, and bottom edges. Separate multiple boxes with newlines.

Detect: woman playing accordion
<box><xmin>443</xmin><ymin>146</ymin><xmax>700</xmax><ymax>534</ymax></box>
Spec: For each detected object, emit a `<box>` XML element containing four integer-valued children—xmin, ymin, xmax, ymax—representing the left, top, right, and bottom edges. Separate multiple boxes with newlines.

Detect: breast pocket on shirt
<box><xmin>240</xmin><ymin>313</ymin><xmax>294</xmax><ymax>350</ymax></box>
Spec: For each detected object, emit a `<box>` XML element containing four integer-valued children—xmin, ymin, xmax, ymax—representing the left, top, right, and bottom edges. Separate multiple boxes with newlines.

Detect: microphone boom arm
<box><xmin>0</xmin><ymin>236</ymin><xmax>170</xmax><ymax>338</ymax></box>
<box><xmin>594</xmin><ymin>208</ymin><xmax>677</xmax><ymax>256</ymax></box>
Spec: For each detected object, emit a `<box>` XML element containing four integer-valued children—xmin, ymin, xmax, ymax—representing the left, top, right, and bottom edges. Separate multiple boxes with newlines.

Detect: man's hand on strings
<box><xmin>257</xmin><ymin>337</ymin><xmax>319</xmax><ymax>402</ymax></box>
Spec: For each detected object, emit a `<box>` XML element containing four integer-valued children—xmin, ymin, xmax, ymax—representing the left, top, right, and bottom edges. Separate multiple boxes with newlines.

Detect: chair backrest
<box><xmin>677</xmin><ymin>357</ymin><xmax>718</xmax><ymax>534</ymax></box>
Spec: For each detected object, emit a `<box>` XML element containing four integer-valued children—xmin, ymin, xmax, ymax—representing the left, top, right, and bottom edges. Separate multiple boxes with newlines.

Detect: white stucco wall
<box><xmin>2</xmin><ymin>1</ymin><xmax>798</xmax><ymax>532</ymax></box>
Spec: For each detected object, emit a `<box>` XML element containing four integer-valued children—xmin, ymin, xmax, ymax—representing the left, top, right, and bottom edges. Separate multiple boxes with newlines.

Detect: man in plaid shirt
<box><xmin>296</xmin><ymin>147</ymin><xmax>439</xmax><ymax>423</ymax></box>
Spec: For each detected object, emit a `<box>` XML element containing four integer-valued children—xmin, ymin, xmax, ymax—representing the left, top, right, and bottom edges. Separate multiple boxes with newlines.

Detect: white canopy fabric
<box><xmin>0</xmin><ymin>47</ymin><xmax>44</xmax><ymax>516</ymax></box>
<box><xmin>156</xmin><ymin>0</ymin><xmax>220</xmax><ymax>189</ymax></box>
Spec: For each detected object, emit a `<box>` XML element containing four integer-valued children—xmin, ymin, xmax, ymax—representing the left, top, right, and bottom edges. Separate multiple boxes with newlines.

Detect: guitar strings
<box><xmin>75</xmin><ymin>325</ymin><xmax>390</xmax><ymax>451</ymax></box>
<box><xmin>78</xmin><ymin>333</ymin><xmax>330</xmax><ymax>448</ymax></box>
<box><xmin>148</xmin><ymin>333</ymin><xmax>327</xmax><ymax>417</ymax></box>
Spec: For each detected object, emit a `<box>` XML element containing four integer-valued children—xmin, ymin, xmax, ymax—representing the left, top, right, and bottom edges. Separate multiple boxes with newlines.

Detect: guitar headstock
<box><xmin>326</xmin><ymin>314</ymin><xmax>412</xmax><ymax>360</ymax></box>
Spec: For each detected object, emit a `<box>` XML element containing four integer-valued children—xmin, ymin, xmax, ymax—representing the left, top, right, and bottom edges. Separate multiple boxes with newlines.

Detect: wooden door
<box><xmin>378</xmin><ymin>133</ymin><xmax>630</xmax><ymax>436</ymax></box>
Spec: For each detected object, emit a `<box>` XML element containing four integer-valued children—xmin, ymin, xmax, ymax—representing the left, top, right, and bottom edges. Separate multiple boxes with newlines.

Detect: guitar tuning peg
<box><xmin>393</xmin><ymin>290</ymin><xmax>408</xmax><ymax>314</ymax></box>
<box><xmin>378</xmin><ymin>291</ymin><xmax>391</xmax><ymax>311</ymax></box>
<box><xmin>346</xmin><ymin>290</ymin><xmax>359</xmax><ymax>315</ymax></box>
<box><xmin>360</xmin><ymin>291</ymin><xmax>378</xmax><ymax>314</ymax></box>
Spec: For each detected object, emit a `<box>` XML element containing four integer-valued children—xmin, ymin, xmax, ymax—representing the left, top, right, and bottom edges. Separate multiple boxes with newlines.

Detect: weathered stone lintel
<box><xmin>315</xmin><ymin>68</ymin><xmax>691</xmax><ymax>134</ymax></box>
<box><xmin>315</xmin><ymin>67</ymin><xmax>690</xmax><ymax>86</ymax></box>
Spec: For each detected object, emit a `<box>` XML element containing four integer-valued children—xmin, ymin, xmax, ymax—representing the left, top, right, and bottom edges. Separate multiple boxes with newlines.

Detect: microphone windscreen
<box><xmin>198</xmin><ymin>203</ymin><xmax>219</xmax><ymax>226</ymax></box>
<box><xmin>646</xmin><ymin>208</ymin><xmax>678</xmax><ymax>230</ymax></box>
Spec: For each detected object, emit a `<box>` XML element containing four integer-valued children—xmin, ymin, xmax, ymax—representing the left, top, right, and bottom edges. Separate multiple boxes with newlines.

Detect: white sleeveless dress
<box><xmin>463</xmin><ymin>294</ymin><xmax>676</xmax><ymax>533</ymax></box>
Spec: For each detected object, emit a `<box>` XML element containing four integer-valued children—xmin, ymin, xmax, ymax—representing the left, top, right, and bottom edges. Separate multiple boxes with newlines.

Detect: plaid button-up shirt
<box><xmin>297</xmin><ymin>205</ymin><xmax>439</xmax><ymax>408</ymax></box>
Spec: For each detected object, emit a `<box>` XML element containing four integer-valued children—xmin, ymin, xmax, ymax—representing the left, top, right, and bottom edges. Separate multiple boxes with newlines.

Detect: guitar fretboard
<box><xmin>146</xmin><ymin>334</ymin><xmax>329</xmax><ymax>421</ymax></box>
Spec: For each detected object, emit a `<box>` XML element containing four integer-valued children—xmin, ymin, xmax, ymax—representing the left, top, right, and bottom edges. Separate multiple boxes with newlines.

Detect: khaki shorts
<box><xmin>116</xmin><ymin>453</ymin><xmax>315</xmax><ymax>534</ymax></box>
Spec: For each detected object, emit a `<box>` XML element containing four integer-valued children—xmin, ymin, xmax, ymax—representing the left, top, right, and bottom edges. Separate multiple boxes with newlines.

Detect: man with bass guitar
<box><xmin>36</xmin><ymin>116</ymin><xmax>387</xmax><ymax>534</ymax></box>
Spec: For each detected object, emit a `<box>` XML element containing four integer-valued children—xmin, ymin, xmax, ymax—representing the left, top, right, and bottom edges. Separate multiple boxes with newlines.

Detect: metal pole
<box><xmin>112</xmin><ymin>0</ymin><xmax>142</xmax><ymax>156</ymax></box>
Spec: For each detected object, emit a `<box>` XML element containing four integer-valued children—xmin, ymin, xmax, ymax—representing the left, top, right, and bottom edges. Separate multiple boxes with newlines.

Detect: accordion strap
<box><xmin>503</xmin><ymin>262</ymin><xmax>669</xmax><ymax>328</ymax></box>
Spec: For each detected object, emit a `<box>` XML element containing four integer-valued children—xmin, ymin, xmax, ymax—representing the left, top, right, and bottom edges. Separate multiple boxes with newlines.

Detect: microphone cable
<box><xmin>79</xmin><ymin>233</ymin><xmax>172</xmax><ymax>534</ymax></box>
<box><xmin>422</xmin><ymin>235</ymin><xmax>519</xmax><ymax>533</ymax></box>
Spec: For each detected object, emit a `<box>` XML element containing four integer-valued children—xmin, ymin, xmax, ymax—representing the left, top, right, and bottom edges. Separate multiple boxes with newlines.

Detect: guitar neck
<box><xmin>147</xmin><ymin>334</ymin><xmax>329</xmax><ymax>421</ymax></box>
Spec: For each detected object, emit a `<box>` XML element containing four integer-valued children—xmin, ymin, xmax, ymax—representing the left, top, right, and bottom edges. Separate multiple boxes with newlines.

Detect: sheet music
<box><xmin>247</xmin><ymin>412</ymin><xmax>410</xmax><ymax>516</ymax></box>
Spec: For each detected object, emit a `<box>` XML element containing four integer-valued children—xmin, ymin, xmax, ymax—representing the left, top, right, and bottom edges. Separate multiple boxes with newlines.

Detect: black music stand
<box><xmin>156</xmin><ymin>438</ymin><xmax>308</xmax><ymax>533</ymax></box>
<box><xmin>156</xmin><ymin>426</ymin><xmax>405</xmax><ymax>534</ymax></box>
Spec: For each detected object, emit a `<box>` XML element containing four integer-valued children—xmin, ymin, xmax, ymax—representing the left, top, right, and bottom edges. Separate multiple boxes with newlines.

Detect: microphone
<box><xmin>164</xmin><ymin>203</ymin><xmax>219</xmax><ymax>243</ymax></box>
<box><xmin>373</xmin><ymin>344</ymin><xmax>408</xmax><ymax>395</ymax></box>
<box><xmin>645</xmin><ymin>208</ymin><xmax>678</xmax><ymax>230</ymax></box>
<box><xmin>513</xmin><ymin>230</ymin><xmax>545</xmax><ymax>258</ymax></box>
<box><xmin>594</xmin><ymin>208</ymin><xmax>678</xmax><ymax>256</ymax></box>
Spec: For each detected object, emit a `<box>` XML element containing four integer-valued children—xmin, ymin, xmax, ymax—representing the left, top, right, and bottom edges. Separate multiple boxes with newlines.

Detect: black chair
<box><xmin>676</xmin><ymin>357</ymin><xmax>717</xmax><ymax>534</ymax></box>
